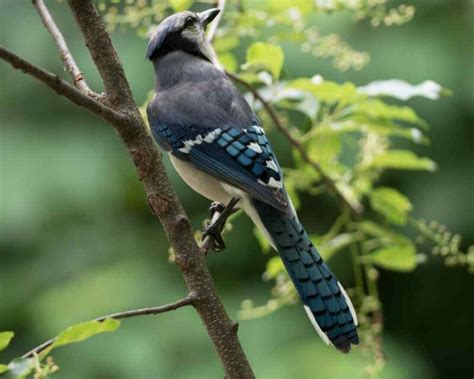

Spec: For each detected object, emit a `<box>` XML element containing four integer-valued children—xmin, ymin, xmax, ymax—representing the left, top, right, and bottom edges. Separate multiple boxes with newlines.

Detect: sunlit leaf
<box><xmin>52</xmin><ymin>319</ymin><xmax>120</xmax><ymax>349</ymax></box>
<box><xmin>318</xmin><ymin>233</ymin><xmax>360</xmax><ymax>261</ymax></box>
<box><xmin>257</xmin><ymin>82</ymin><xmax>320</xmax><ymax>119</ymax></box>
<box><xmin>370</xmin><ymin>150</ymin><xmax>436</xmax><ymax>171</ymax></box>
<box><xmin>355</xmin><ymin>99</ymin><xmax>427</xmax><ymax>127</ymax></box>
<box><xmin>213</xmin><ymin>36</ymin><xmax>240</xmax><ymax>52</ymax></box>
<box><xmin>0</xmin><ymin>364</ymin><xmax>7</xmax><ymax>374</ymax></box>
<box><xmin>306</xmin><ymin>133</ymin><xmax>342</xmax><ymax>168</ymax></box>
<box><xmin>244</xmin><ymin>42</ymin><xmax>284</xmax><ymax>79</ymax></box>
<box><xmin>0</xmin><ymin>332</ymin><xmax>14</xmax><ymax>352</ymax></box>
<box><xmin>289</xmin><ymin>79</ymin><xmax>359</xmax><ymax>103</ymax></box>
<box><xmin>358</xmin><ymin>79</ymin><xmax>444</xmax><ymax>100</ymax></box>
<box><xmin>264</xmin><ymin>256</ymin><xmax>284</xmax><ymax>280</ymax></box>
<box><xmin>357</xmin><ymin>221</ymin><xmax>411</xmax><ymax>246</ymax></box>
<box><xmin>321</xmin><ymin>120</ymin><xmax>429</xmax><ymax>144</ymax></box>
<box><xmin>370</xmin><ymin>187</ymin><xmax>412</xmax><ymax>225</ymax></box>
<box><xmin>370</xmin><ymin>243</ymin><xmax>417</xmax><ymax>272</ymax></box>
<box><xmin>217</xmin><ymin>53</ymin><xmax>238</xmax><ymax>72</ymax></box>
<box><xmin>335</xmin><ymin>181</ymin><xmax>363</xmax><ymax>214</ymax></box>
<box><xmin>254</xmin><ymin>227</ymin><xmax>272</xmax><ymax>254</ymax></box>
<box><xmin>267</xmin><ymin>0</ymin><xmax>313</xmax><ymax>15</ymax></box>
<box><xmin>169</xmin><ymin>0</ymin><xmax>192</xmax><ymax>12</ymax></box>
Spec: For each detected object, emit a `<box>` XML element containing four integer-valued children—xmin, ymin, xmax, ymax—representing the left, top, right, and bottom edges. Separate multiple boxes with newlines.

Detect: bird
<box><xmin>145</xmin><ymin>8</ymin><xmax>359</xmax><ymax>353</ymax></box>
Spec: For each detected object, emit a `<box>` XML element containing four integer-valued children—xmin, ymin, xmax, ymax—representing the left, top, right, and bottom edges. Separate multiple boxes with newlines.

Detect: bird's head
<box><xmin>146</xmin><ymin>8</ymin><xmax>220</xmax><ymax>63</ymax></box>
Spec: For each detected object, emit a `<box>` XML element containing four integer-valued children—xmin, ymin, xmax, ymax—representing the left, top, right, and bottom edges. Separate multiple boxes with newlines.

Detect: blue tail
<box><xmin>253</xmin><ymin>199</ymin><xmax>359</xmax><ymax>353</ymax></box>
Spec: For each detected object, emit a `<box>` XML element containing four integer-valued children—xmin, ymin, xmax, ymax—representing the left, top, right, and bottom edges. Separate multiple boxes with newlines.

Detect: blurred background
<box><xmin>0</xmin><ymin>0</ymin><xmax>472</xmax><ymax>378</ymax></box>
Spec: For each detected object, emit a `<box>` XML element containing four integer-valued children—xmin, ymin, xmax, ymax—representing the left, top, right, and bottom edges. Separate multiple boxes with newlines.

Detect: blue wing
<box><xmin>146</xmin><ymin>72</ymin><xmax>291</xmax><ymax>214</ymax></box>
<box><xmin>149</xmin><ymin>118</ymin><xmax>290</xmax><ymax>214</ymax></box>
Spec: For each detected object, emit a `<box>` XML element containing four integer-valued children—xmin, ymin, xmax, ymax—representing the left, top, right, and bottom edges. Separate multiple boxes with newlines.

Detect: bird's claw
<box><xmin>202</xmin><ymin>222</ymin><xmax>226</xmax><ymax>251</ymax></box>
<box><xmin>202</xmin><ymin>199</ymin><xmax>240</xmax><ymax>252</ymax></box>
<box><xmin>209</xmin><ymin>201</ymin><xmax>225</xmax><ymax>218</ymax></box>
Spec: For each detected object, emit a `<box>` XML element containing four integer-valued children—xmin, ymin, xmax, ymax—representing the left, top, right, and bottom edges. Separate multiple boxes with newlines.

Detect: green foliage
<box><xmin>370</xmin><ymin>245</ymin><xmax>417</xmax><ymax>272</ymax></box>
<box><xmin>97</xmin><ymin>1</ymin><xmax>472</xmax><ymax>376</ymax></box>
<box><xmin>2</xmin><ymin>1</ymin><xmax>471</xmax><ymax>378</ymax></box>
<box><xmin>50</xmin><ymin>319</ymin><xmax>120</xmax><ymax>351</ymax></box>
<box><xmin>1</xmin><ymin>320</ymin><xmax>120</xmax><ymax>378</ymax></box>
<box><xmin>0</xmin><ymin>332</ymin><xmax>14</xmax><ymax>352</ymax></box>
<box><xmin>244</xmin><ymin>42</ymin><xmax>284</xmax><ymax>79</ymax></box>
<box><xmin>369</xmin><ymin>187</ymin><xmax>412</xmax><ymax>225</ymax></box>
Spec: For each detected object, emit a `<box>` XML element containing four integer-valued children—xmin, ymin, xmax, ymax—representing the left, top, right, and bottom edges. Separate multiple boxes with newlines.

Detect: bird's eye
<box><xmin>184</xmin><ymin>16</ymin><xmax>195</xmax><ymax>26</ymax></box>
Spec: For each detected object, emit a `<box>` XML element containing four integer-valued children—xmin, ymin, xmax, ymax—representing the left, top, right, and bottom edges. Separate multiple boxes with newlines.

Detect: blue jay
<box><xmin>146</xmin><ymin>9</ymin><xmax>359</xmax><ymax>353</ymax></box>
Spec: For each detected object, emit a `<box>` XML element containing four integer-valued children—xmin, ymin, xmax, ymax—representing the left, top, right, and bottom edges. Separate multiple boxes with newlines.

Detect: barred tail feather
<box><xmin>252</xmin><ymin>199</ymin><xmax>359</xmax><ymax>353</ymax></box>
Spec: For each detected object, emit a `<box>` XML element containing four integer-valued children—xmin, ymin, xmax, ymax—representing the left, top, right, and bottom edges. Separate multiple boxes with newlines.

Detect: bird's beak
<box><xmin>198</xmin><ymin>8</ymin><xmax>220</xmax><ymax>27</ymax></box>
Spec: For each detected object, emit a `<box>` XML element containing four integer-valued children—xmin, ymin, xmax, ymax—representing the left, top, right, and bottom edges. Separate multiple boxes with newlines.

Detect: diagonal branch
<box><xmin>3</xmin><ymin>1</ymin><xmax>255</xmax><ymax>376</ymax></box>
<box><xmin>22</xmin><ymin>295</ymin><xmax>196</xmax><ymax>359</ymax></box>
<box><xmin>67</xmin><ymin>0</ymin><xmax>135</xmax><ymax>110</ymax></box>
<box><xmin>32</xmin><ymin>0</ymin><xmax>93</xmax><ymax>96</ymax></box>
<box><xmin>65</xmin><ymin>1</ymin><xmax>255</xmax><ymax>377</ymax></box>
<box><xmin>0</xmin><ymin>45</ymin><xmax>124</xmax><ymax>126</ymax></box>
<box><xmin>227</xmin><ymin>71</ymin><xmax>363</xmax><ymax>216</ymax></box>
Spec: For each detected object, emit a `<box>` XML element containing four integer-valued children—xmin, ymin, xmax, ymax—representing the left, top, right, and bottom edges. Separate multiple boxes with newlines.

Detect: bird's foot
<box><xmin>209</xmin><ymin>201</ymin><xmax>225</xmax><ymax>219</ymax></box>
<box><xmin>201</xmin><ymin>198</ymin><xmax>240</xmax><ymax>253</ymax></box>
<box><xmin>203</xmin><ymin>202</ymin><xmax>227</xmax><ymax>251</ymax></box>
<box><xmin>202</xmin><ymin>222</ymin><xmax>226</xmax><ymax>251</ymax></box>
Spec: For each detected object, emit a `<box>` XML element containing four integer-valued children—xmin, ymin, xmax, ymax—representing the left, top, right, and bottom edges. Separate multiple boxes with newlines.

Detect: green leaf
<box><xmin>306</xmin><ymin>133</ymin><xmax>342</xmax><ymax>168</ymax></box>
<box><xmin>358</xmin><ymin>79</ymin><xmax>443</xmax><ymax>100</ymax></box>
<box><xmin>369</xmin><ymin>187</ymin><xmax>412</xmax><ymax>225</ymax></box>
<box><xmin>355</xmin><ymin>99</ymin><xmax>427</xmax><ymax>127</ymax></box>
<box><xmin>217</xmin><ymin>53</ymin><xmax>238</xmax><ymax>72</ymax></box>
<box><xmin>322</xmin><ymin>120</ymin><xmax>429</xmax><ymax>144</ymax></box>
<box><xmin>289</xmin><ymin>79</ymin><xmax>358</xmax><ymax>103</ymax></box>
<box><xmin>4</xmin><ymin>358</ymin><xmax>35</xmax><ymax>379</ymax></box>
<box><xmin>244</xmin><ymin>42</ymin><xmax>284</xmax><ymax>79</ymax></box>
<box><xmin>254</xmin><ymin>227</ymin><xmax>272</xmax><ymax>254</ymax></box>
<box><xmin>169</xmin><ymin>0</ymin><xmax>192</xmax><ymax>12</ymax></box>
<box><xmin>370</xmin><ymin>243</ymin><xmax>417</xmax><ymax>272</ymax></box>
<box><xmin>0</xmin><ymin>332</ymin><xmax>14</xmax><ymax>352</ymax></box>
<box><xmin>267</xmin><ymin>0</ymin><xmax>313</xmax><ymax>15</ymax></box>
<box><xmin>0</xmin><ymin>364</ymin><xmax>7</xmax><ymax>374</ymax></box>
<box><xmin>264</xmin><ymin>256</ymin><xmax>284</xmax><ymax>280</ymax></box>
<box><xmin>213</xmin><ymin>36</ymin><xmax>240</xmax><ymax>52</ymax></box>
<box><xmin>335</xmin><ymin>181</ymin><xmax>363</xmax><ymax>214</ymax></box>
<box><xmin>357</xmin><ymin>221</ymin><xmax>412</xmax><ymax>246</ymax></box>
<box><xmin>52</xmin><ymin>319</ymin><xmax>120</xmax><ymax>349</ymax></box>
<box><xmin>318</xmin><ymin>233</ymin><xmax>360</xmax><ymax>261</ymax></box>
<box><xmin>371</xmin><ymin>150</ymin><xmax>436</xmax><ymax>171</ymax></box>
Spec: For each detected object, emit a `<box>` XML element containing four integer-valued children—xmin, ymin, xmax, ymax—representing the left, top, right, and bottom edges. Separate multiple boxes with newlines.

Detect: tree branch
<box><xmin>32</xmin><ymin>0</ymin><xmax>94</xmax><ymax>96</ymax></box>
<box><xmin>66</xmin><ymin>0</ymin><xmax>135</xmax><ymax>110</ymax></box>
<box><xmin>19</xmin><ymin>1</ymin><xmax>255</xmax><ymax>377</ymax></box>
<box><xmin>0</xmin><ymin>45</ymin><xmax>124</xmax><ymax>126</ymax></box>
<box><xmin>227</xmin><ymin>71</ymin><xmax>363</xmax><ymax>216</ymax></box>
<box><xmin>22</xmin><ymin>296</ymin><xmax>196</xmax><ymax>359</ymax></box>
<box><xmin>207</xmin><ymin>0</ymin><xmax>226</xmax><ymax>42</ymax></box>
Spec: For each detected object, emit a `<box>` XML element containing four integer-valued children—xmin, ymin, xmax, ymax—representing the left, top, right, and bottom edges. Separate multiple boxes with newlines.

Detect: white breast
<box><xmin>169</xmin><ymin>154</ymin><xmax>232</xmax><ymax>204</ymax></box>
<box><xmin>169</xmin><ymin>153</ymin><xmax>276</xmax><ymax>249</ymax></box>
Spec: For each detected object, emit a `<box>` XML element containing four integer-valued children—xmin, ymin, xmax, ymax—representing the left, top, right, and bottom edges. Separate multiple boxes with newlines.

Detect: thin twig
<box><xmin>67</xmin><ymin>0</ymin><xmax>135</xmax><ymax>110</ymax></box>
<box><xmin>32</xmin><ymin>0</ymin><xmax>93</xmax><ymax>95</ymax></box>
<box><xmin>0</xmin><ymin>45</ymin><xmax>124</xmax><ymax>126</ymax></box>
<box><xmin>227</xmin><ymin>71</ymin><xmax>363</xmax><ymax>216</ymax></box>
<box><xmin>22</xmin><ymin>295</ymin><xmax>196</xmax><ymax>359</ymax></box>
<box><xmin>207</xmin><ymin>0</ymin><xmax>226</xmax><ymax>42</ymax></box>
